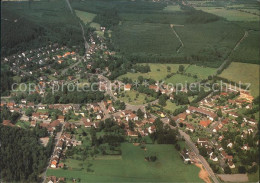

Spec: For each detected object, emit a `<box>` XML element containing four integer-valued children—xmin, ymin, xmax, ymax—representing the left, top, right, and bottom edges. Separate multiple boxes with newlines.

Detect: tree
<box><xmin>137</xmin><ymin>109</ymin><xmax>144</xmax><ymax>119</ymax></box>
<box><xmin>167</xmin><ymin>66</ymin><xmax>171</xmax><ymax>72</ymax></box>
<box><xmin>217</xmin><ymin>108</ymin><xmax>222</xmax><ymax>117</ymax></box>
<box><xmin>224</xmin><ymin>166</ymin><xmax>232</xmax><ymax>174</ymax></box>
<box><xmin>238</xmin><ymin>165</ymin><xmax>246</xmax><ymax>173</ymax></box>
<box><xmin>159</xmin><ymin>95</ymin><xmax>167</xmax><ymax>106</ymax></box>
<box><xmin>178</xmin><ymin>65</ymin><xmax>184</xmax><ymax>72</ymax></box>
<box><xmin>199</xmin><ymin>146</ymin><xmax>207</xmax><ymax>157</ymax></box>
<box><xmin>25</xmin><ymin>107</ymin><xmax>34</xmax><ymax>117</ymax></box>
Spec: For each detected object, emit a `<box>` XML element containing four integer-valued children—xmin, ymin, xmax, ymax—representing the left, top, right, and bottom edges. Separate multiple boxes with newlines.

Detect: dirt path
<box><xmin>170</xmin><ymin>24</ymin><xmax>184</xmax><ymax>53</ymax></box>
<box><xmin>195</xmin><ymin>163</ymin><xmax>212</xmax><ymax>183</ymax></box>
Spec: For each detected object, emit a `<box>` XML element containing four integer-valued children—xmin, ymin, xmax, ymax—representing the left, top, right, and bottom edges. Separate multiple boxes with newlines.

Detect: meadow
<box><xmin>165</xmin><ymin>74</ymin><xmax>197</xmax><ymax>85</ymax></box>
<box><xmin>118</xmin><ymin>63</ymin><xmax>188</xmax><ymax>81</ymax></box>
<box><xmin>185</xmin><ymin>65</ymin><xmax>217</xmax><ymax>79</ymax></box>
<box><xmin>112</xmin><ymin>22</ymin><xmax>180</xmax><ymax>55</ymax></box>
<box><xmin>47</xmin><ymin>143</ymin><xmax>202</xmax><ymax>182</ymax></box>
<box><xmin>195</xmin><ymin>7</ymin><xmax>259</xmax><ymax>21</ymax></box>
<box><xmin>118</xmin><ymin>90</ymin><xmax>155</xmax><ymax>105</ymax></box>
<box><xmin>220</xmin><ymin>62</ymin><xmax>259</xmax><ymax>97</ymax></box>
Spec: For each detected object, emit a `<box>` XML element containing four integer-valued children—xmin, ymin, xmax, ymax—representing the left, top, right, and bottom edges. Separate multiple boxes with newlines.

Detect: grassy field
<box><xmin>195</xmin><ymin>7</ymin><xmax>259</xmax><ymax>21</ymax></box>
<box><xmin>16</xmin><ymin>121</ymin><xmax>30</xmax><ymax>129</ymax></box>
<box><xmin>75</xmin><ymin>10</ymin><xmax>96</xmax><ymax>24</ymax></box>
<box><xmin>185</xmin><ymin>65</ymin><xmax>217</xmax><ymax>79</ymax></box>
<box><xmin>118</xmin><ymin>63</ymin><xmax>188</xmax><ymax>81</ymax></box>
<box><xmin>47</xmin><ymin>143</ymin><xmax>201</xmax><ymax>182</ymax></box>
<box><xmin>113</xmin><ymin>22</ymin><xmax>181</xmax><ymax>55</ymax></box>
<box><xmin>220</xmin><ymin>62</ymin><xmax>259</xmax><ymax>96</ymax></box>
<box><xmin>118</xmin><ymin>90</ymin><xmax>155</xmax><ymax>105</ymax></box>
<box><xmin>163</xmin><ymin>5</ymin><xmax>182</xmax><ymax>12</ymax></box>
<box><xmin>165</xmin><ymin>74</ymin><xmax>197</xmax><ymax>85</ymax></box>
<box><xmin>163</xmin><ymin>100</ymin><xmax>178</xmax><ymax>112</ymax></box>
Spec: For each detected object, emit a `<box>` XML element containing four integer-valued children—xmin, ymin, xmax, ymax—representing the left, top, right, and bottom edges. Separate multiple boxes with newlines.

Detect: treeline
<box><xmin>93</xmin><ymin>9</ymin><xmax>120</xmax><ymax>29</ymax></box>
<box><xmin>1</xmin><ymin>65</ymin><xmax>14</xmax><ymax>96</ymax></box>
<box><xmin>0</xmin><ymin>125</ymin><xmax>53</xmax><ymax>182</ymax></box>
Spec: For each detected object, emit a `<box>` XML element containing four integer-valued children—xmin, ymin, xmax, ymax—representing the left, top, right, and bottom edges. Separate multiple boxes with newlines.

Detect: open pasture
<box><xmin>118</xmin><ymin>63</ymin><xmax>188</xmax><ymax>81</ymax></box>
<box><xmin>112</xmin><ymin>22</ymin><xmax>180</xmax><ymax>56</ymax></box>
<box><xmin>47</xmin><ymin>143</ymin><xmax>201</xmax><ymax>182</ymax></box>
<box><xmin>185</xmin><ymin>65</ymin><xmax>217</xmax><ymax>79</ymax></box>
<box><xmin>220</xmin><ymin>62</ymin><xmax>259</xmax><ymax>97</ymax></box>
<box><xmin>194</xmin><ymin>7</ymin><xmax>259</xmax><ymax>21</ymax></box>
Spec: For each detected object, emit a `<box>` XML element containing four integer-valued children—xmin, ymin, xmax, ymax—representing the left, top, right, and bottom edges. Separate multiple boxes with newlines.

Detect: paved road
<box><xmin>179</xmin><ymin>130</ymin><xmax>220</xmax><ymax>183</ymax></box>
<box><xmin>42</xmin><ymin>123</ymin><xmax>65</xmax><ymax>183</ymax></box>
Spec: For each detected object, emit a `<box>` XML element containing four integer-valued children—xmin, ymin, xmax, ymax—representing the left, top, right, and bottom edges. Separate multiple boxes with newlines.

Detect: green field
<box><xmin>118</xmin><ymin>90</ymin><xmax>155</xmax><ymax>105</ymax></box>
<box><xmin>75</xmin><ymin>10</ymin><xmax>96</xmax><ymax>24</ymax></box>
<box><xmin>113</xmin><ymin>22</ymin><xmax>181</xmax><ymax>55</ymax></box>
<box><xmin>118</xmin><ymin>63</ymin><xmax>188</xmax><ymax>81</ymax></box>
<box><xmin>163</xmin><ymin>5</ymin><xmax>182</xmax><ymax>12</ymax></box>
<box><xmin>164</xmin><ymin>100</ymin><xmax>178</xmax><ymax>112</ymax></box>
<box><xmin>165</xmin><ymin>74</ymin><xmax>197</xmax><ymax>85</ymax></box>
<box><xmin>220</xmin><ymin>62</ymin><xmax>259</xmax><ymax>96</ymax></box>
<box><xmin>47</xmin><ymin>143</ymin><xmax>202</xmax><ymax>182</ymax></box>
<box><xmin>185</xmin><ymin>65</ymin><xmax>217</xmax><ymax>79</ymax></box>
<box><xmin>195</xmin><ymin>7</ymin><xmax>259</xmax><ymax>22</ymax></box>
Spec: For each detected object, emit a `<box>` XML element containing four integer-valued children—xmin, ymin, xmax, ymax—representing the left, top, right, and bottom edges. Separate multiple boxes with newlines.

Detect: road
<box><xmin>42</xmin><ymin>123</ymin><xmax>65</xmax><ymax>183</ymax></box>
<box><xmin>170</xmin><ymin>24</ymin><xmax>184</xmax><ymax>53</ymax></box>
<box><xmin>179</xmin><ymin>130</ymin><xmax>220</xmax><ymax>183</ymax></box>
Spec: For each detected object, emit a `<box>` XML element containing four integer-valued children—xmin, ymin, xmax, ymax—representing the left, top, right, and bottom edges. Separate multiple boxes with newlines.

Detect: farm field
<box><xmin>118</xmin><ymin>63</ymin><xmax>188</xmax><ymax>81</ymax></box>
<box><xmin>165</xmin><ymin>74</ymin><xmax>197</xmax><ymax>85</ymax></box>
<box><xmin>118</xmin><ymin>90</ymin><xmax>155</xmax><ymax>105</ymax></box>
<box><xmin>220</xmin><ymin>62</ymin><xmax>259</xmax><ymax>97</ymax></box>
<box><xmin>75</xmin><ymin>10</ymin><xmax>96</xmax><ymax>24</ymax></box>
<box><xmin>185</xmin><ymin>65</ymin><xmax>217</xmax><ymax>79</ymax></box>
<box><xmin>47</xmin><ymin>143</ymin><xmax>202</xmax><ymax>182</ymax></box>
<box><xmin>163</xmin><ymin>5</ymin><xmax>182</xmax><ymax>12</ymax></box>
<box><xmin>112</xmin><ymin>22</ymin><xmax>180</xmax><ymax>55</ymax></box>
<box><xmin>194</xmin><ymin>7</ymin><xmax>259</xmax><ymax>22</ymax></box>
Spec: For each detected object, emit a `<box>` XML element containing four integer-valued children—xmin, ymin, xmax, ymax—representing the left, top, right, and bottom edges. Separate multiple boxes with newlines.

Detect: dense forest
<box><xmin>1</xmin><ymin>1</ymin><xmax>85</xmax><ymax>57</ymax></box>
<box><xmin>0</xmin><ymin>125</ymin><xmax>53</xmax><ymax>182</ymax></box>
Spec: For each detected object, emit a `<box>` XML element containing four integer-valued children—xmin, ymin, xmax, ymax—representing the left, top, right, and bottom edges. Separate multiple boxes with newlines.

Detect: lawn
<box><xmin>47</xmin><ymin>143</ymin><xmax>202</xmax><ymax>182</ymax></box>
<box><xmin>185</xmin><ymin>65</ymin><xmax>217</xmax><ymax>79</ymax></box>
<box><xmin>165</xmin><ymin>74</ymin><xmax>197</xmax><ymax>85</ymax></box>
<box><xmin>118</xmin><ymin>90</ymin><xmax>155</xmax><ymax>105</ymax></box>
<box><xmin>118</xmin><ymin>63</ymin><xmax>188</xmax><ymax>81</ymax></box>
<box><xmin>16</xmin><ymin>121</ymin><xmax>30</xmax><ymax>129</ymax></box>
<box><xmin>195</xmin><ymin>7</ymin><xmax>259</xmax><ymax>21</ymax></box>
<box><xmin>220</xmin><ymin>62</ymin><xmax>259</xmax><ymax>97</ymax></box>
<box><xmin>163</xmin><ymin>100</ymin><xmax>178</xmax><ymax>112</ymax></box>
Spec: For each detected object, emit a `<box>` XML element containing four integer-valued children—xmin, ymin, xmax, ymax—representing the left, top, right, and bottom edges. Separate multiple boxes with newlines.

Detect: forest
<box><xmin>0</xmin><ymin>125</ymin><xmax>53</xmax><ymax>182</ymax></box>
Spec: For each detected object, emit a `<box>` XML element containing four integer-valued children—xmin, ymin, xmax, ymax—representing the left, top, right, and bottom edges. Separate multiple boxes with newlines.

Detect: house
<box><xmin>242</xmin><ymin>144</ymin><xmax>250</xmax><ymax>151</ymax></box>
<box><xmin>127</xmin><ymin>130</ymin><xmax>138</xmax><ymax>137</ymax></box>
<box><xmin>180</xmin><ymin>150</ymin><xmax>190</xmax><ymax>163</ymax></box>
<box><xmin>199</xmin><ymin>120</ymin><xmax>211</xmax><ymax>128</ymax></box>
<box><xmin>58</xmin><ymin>163</ymin><xmax>64</xmax><ymax>169</ymax></box>
<box><xmin>30</xmin><ymin>120</ymin><xmax>37</xmax><ymax>127</ymax></box>
<box><xmin>187</xmin><ymin>106</ymin><xmax>217</xmax><ymax>121</ymax></box>
<box><xmin>228</xmin><ymin>161</ymin><xmax>235</xmax><ymax>169</ymax></box>
<box><xmin>186</xmin><ymin>124</ymin><xmax>195</xmax><ymax>132</ymax></box>
<box><xmin>124</xmin><ymin>84</ymin><xmax>132</xmax><ymax>91</ymax></box>
<box><xmin>96</xmin><ymin>114</ymin><xmax>103</xmax><ymax>120</ymax></box>
<box><xmin>217</xmin><ymin>145</ymin><xmax>224</xmax><ymax>151</ymax></box>
<box><xmin>84</xmin><ymin>122</ymin><xmax>92</xmax><ymax>128</ymax></box>
<box><xmin>94</xmin><ymin>122</ymin><xmax>99</xmax><ymax>128</ymax></box>
<box><xmin>50</xmin><ymin>159</ymin><xmax>58</xmax><ymax>168</ymax></box>
<box><xmin>210</xmin><ymin>154</ymin><xmax>218</xmax><ymax>162</ymax></box>
<box><xmin>148</xmin><ymin>125</ymin><xmax>156</xmax><ymax>134</ymax></box>
<box><xmin>227</xmin><ymin>142</ymin><xmax>233</xmax><ymax>148</ymax></box>
<box><xmin>2</xmin><ymin>120</ymin><xmax>14</xmax><ymax>127</ymax></box>
<box><xmin>57</xmin><ymin>115</ymin><xmax>65</xmax><ymax>123</ymax></box>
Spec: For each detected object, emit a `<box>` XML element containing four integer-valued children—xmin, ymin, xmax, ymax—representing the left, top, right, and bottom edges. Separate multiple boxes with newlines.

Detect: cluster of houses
<box><xmin>172</xmin><ymin>87</ymin><xmax>257</xmax><ymax>171</ymax></box>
